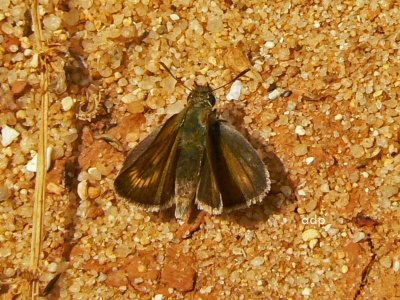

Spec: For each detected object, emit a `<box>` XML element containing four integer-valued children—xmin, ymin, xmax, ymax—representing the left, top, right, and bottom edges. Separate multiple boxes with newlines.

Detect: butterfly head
<box><xmin>188</xmin><ymin>84</ymin><xmax>216</xmax><ymax>106</ymax></box>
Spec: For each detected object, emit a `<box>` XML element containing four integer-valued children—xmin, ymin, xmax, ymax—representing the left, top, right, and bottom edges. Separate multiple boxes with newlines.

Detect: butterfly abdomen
<box><xmin>174</xmin><ymin>105</ymin><xmax>213</xmax><ymax>219</ymax></box>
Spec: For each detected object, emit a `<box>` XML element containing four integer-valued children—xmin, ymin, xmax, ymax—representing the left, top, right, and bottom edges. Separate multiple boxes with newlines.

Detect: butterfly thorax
<box><xmin>187</xmin><ymin>84</ymin><xmax>216</xmax><ymax>107</ymax></box>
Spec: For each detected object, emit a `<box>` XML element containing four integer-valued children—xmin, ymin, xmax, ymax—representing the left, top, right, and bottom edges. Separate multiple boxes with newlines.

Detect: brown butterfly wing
<box><xmin>196</xmin><ymin>120</ymin><xmax>270</xmax><ymax>213</ymax></box>
<box><xmin>195</xmin><ymin>138</ymin><xmax>223</xmax><ymax>214</ymax></box>
<box><xmin>114</xmin><ymin>110</ymin><xmax>186</xmax><ymax>211</ymax></box>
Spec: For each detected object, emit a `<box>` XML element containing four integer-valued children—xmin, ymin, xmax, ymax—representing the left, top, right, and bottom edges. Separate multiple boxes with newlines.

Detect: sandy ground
<box><xmin>0</xmin><ymin>0</ymin><xmax>399</xmax><ymax>299</ymax></box>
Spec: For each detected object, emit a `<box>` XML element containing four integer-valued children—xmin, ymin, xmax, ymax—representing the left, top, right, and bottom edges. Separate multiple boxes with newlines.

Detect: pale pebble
<box><xmin>48</xmin><ymin>262</ymin><xmax>58</xmax><ymax>272</ymax></box>
<box><xmin>309</xmin><ymin>239</ymin><xmax>318</xmax><ymax>249</ymax></box>
<box><xmin>206</xmin><ymin>16</ymin><xmax>224</xmax><ymax>33</ymax></box>
<box><xmin>352</xmin><ymin>231</ymin><xmax>365</xmax><ymax>243</ymax></box>
<box><xmin>121</xmin><ymin>93</ymin><xmax>136</xmax><ymax>104</ymax></box>
<box><xmin>379</xmin><ymin>256</ymin><xmax>392</xmax><ymax>268</ymax></box>
<box><xmin>379</xmin><ymin>185</ymin><xmax>398</xmax><ymax>199</ymax></box>
<box><xmin>250</xmin><ymin>256</ymin><xmax>265</xmax><ymax>267</ymax></box>
<box><xmin>165</xmin><ymin>100</ymin><xmax>185</xmax><ymax>115</ymax></box>
<box><xmin>334</xmin><ymin>114</ymin><xmax>343</xmax><ymax>120</ymax></box>
<box><xmin>265</xmin><ymin>41</ymin><xmax>275</xmax><ymax>49</ymax></box>
<box><xmin>327</xmin><ymin>227</ymin><xmax>339</xmax><ymax>236</ymax></box>
<box><xmin>295</xmin><ymin>125</ymin><xmax>306</xmax><ymax>136</ymax></box>
<box><xmin>0</xmin><ymin>186</ymin><xmax>11</xmax><ymax>201</ymax></box>
<box><xmin>61</xmin><ymin>96</ymin><xmax>74</xmax><ymax>111</ymax></box>
<box><xmin>298</xmin><ymin>189</ymin><xmax>306</xmax><ymax>196</ymax></box>
<box><xmin>294</xmin><ymin>144</ymin><xmax>308</xmax><ymax>156</ymax></box>
<box><xmin>305</xmin><ymin>200</ymin><xmax>317</xmax><ymax>212</ymax></box>
<box><xmin>199</xmin><ymin>286</ymin><xmax>213</xmax><ymax>294</ymax></box>
<box><xmin>302</xmin><ymin>287</ymin><xmax>311</xmax><ymax>296</ymax></box>
<box><xmin>77</xmin><ymin>180</ymin><xmax>88</xmax><ymax>201</ymax></box>
<box><xmin>26</xmin><ymin>147</ymin><xmax>53</xmax><ymax>172</ymax></box>
<box><xmin>305</xmin><ymin>157</ymin><xmax>315</xmax><ymax>165</ymax></box>
<box><xmin>350</xmin><ymin>145</ymin><xmax>365</xmax><ymax>158</ymax></box>
<box><xmin>268</xmin><ymin>89</ymin><xmax>282</xmax><ymax>100</ymax></box>
<box><xmin>170</xmin><ymin>13</ymin><xmax>180</xmax><ymax>21</ymax></box>
<box><xmin>302</xmin><ymin>229</ymin><xmax>321</xmax><ymax>241</ymax></box>
<box><xmin>43</xmin><ymin>14</ymin><xmax>62</xmax><ymax>31</ymax></box>
<box><xmin>393</xmin><ymin>260</ymin><xmax>399</xmax><ymax>272</ymax></box>
<box><xmin>1</xmin><ymin>125</ymin><xmax>20</xmax><ymax>147</ymax></box>
<box><xmin>226</xmin><ymin>80</ymin><xmax>243</xmax><ymax>101</ymax></box>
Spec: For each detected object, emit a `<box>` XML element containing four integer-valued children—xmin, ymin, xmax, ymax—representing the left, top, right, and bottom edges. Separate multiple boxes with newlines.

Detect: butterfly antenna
<box><xmin>212</xmin><ymin>68</ymin><xmax>250</xmax><ymax>92</ymax></box>
<box><xmin>160</xmin><ymin>62</ymin><xmax>192</xmax><ymax>91</ymax></box>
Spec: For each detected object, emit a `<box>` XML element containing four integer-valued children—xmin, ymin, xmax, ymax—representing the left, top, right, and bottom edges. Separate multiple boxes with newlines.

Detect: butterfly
<box><xmin>114</xmin><ymin>63</ymin><xmax>270</xmax><ymax>220</ymax></box>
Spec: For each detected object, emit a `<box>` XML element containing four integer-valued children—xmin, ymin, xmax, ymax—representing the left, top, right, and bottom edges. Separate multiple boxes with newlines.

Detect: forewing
<box><xmin>208</xmin><ymin>121</ymin><xmax>270</xmax><ymax>212</ymax></box>
<box><xmin>114</xmin><ymin>110</ymin><xmax>186</xmax><ymax>211</ymax></box>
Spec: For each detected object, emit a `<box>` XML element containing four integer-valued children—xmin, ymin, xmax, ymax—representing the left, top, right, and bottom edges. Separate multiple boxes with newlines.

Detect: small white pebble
<box><xmin>334</xmin><ymin>114</ymin><xmax>343</xmax><ymax>120</ymax></box>
<box><xmin>295</xmin><ymin>125</ymin><xmax>306</xmax><ymax>136</ymax></box>
<box><xmin>302</xmin><ymin>229</ymin><xmax>321</xmax><ymax>242</ymax></box>
<box><xmin>393</xmin><ymin>260</ymin><xmax>399</xmax><ymax>272</ymax></box>
<box><xmin>199</xmin><ymin>286</ymin><xmax>213</xmax><ymax>294</ymax></box>
<box><xmin>250</xmin><ymin>256</ymin><xmax>265</xmax><ymax>267</ymax></box>
<box><xmin>298</xmin><ymin>189</ymin><xmax>306</xmax><ymax>196</ymax></box>
<box><xmin>302</xmin><ymin>287</ymin><xmax>312</xmax><ymax>296</ymax></box>
<box><xmin>214</xmin><ymin>231</ymin><xmax>222</xmax><ymax>242</ymax></box>
<box><xmin>77</xmin><ymin>180</ymin><xmax>88</xmax><ymax>201</ymax></box>
<box><xmin>327</xmin><ymin>227</ymin><xmax>339</xmax><ymax>236</ymax></box>
<box><xmin>26</xmin><ymin>147</ymin><xmax>53</xmax><ymax>172</ymax></box>
<box><xmin>1</xmin><ymin>125</ymin><xmax>20</xmax><ymax>147</ymax></box>
<box><xmin>268</xmin><ymin>89</ymin><xmax>282</xmax><ymax>100</ymax></box>
<box><xmin>350</xmin><ymin>145</ymin><xmax>365</xmax><ymax>159</ymax></box>
<box><xmin>170</xmin><ymin>13</ymin><xmax>180</xmax><ymax>21</ymax></box>
<box><xmin>226</xmin><ymin>80</ymin><xmax>243</xmax><ymax>101</ymax></box>
<box><xmin>30</xmin><ymin>53</ymin><xmax>39</xmax><ymax>68</ymax></box>
<box><xmin>320</xmin><ymin>183</ymin><xmax>330</xmax><ymax>193</ymax></box>
<box><xmin>9</xmin><ymin>45</ymin><xmax>18</xmax><ymax>52</ymax></box>
<box><xmin>305</xmin><ymin>157</ymin><xmax>315</xmax><ymax>165</ymax></box>
<box><xmin>361</xmin><ymin>172</ymin><xmax>369</xmax><ymax>178</ymax></box>
<box><xmin>309</xmin><ymin>239</ymin><xmax>318</xmax><ymax>249</ymax></box>
<box><xmin>48</xmin><ymin>262</ymin><xmax>58</xmax><ymax>272</ymax></box>
<box><xmin>121</xmin><ymin>93</ymin><xmax>136</xmax><ymax>103</ymax></box>
<box><xmin>43</xmin><ymin>14</ymin><xmax>62</xmax><ymax>31</ymax></box>
<box><xmin>341</xmin><ymin>265</ymin><xmax>349</xmax><ymax>273</ymax></box>
<box><xmin>153</xmin><ymin>295</ymin><xmax>164</xmax><ymax>300</ymax></box>
<box><xmin>352</xmin><ymin>231</ymin><xmax>365</xmax><ymax>243</ymax></box>
<box><xmin>69</xmin><ymin>283</ymin><xmax>81</xmax><ymax>293</ymax></box>
<box><xmin>61</xmin><ymin>96</ymin><xmax>74</xmax><ymax>111</ymax></box>
<box><xmin>134</xmin><ymin>277</ymin><xmax>144</xmax><ymax>284</ymax></box>
<box><xmin>265</xmin><ymin>41</ymin><xmax>275</xmax><ymax>49</ymax></box>
<box><xmin>98</xmin><ymin>272</ymin><xmax>107</xmax><ymax>282</ymax></box>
